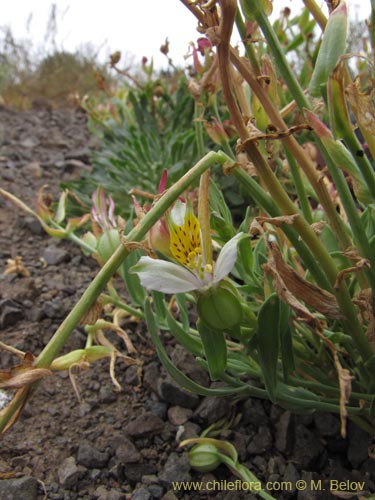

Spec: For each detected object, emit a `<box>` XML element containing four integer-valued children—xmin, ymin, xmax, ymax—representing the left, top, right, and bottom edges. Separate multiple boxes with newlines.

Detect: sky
<box><xmin>0</xmin><ymin>1</ymin><xmax>370</xmax><ymax>69</ymax></box>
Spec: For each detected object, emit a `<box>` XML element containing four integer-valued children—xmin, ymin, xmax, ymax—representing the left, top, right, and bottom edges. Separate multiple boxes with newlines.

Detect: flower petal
<box><xmin>213</xmin><ymin>233</ymin><xmax>245</xmax><ymax>284</ymax></box>
<box><xmin>130</xmin><ymin>256</ymin><xmax>203</xmax><ymax>293</ymax></box>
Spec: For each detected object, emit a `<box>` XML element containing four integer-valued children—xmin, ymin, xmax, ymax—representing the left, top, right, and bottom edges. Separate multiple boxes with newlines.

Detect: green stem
<box><xmin>251</xmin><ymin>5</ymin><xmax>309</xmax><ymax>111</ymax></box>
<box><xmin>284</xmin><ymin>149</ymin><xmax>313</xmax><ymax>223</ymax></box>
<box><xmin>341</xmin><ymin>131</ymin><xmax>375</xmax><ymax>200</ymax></box>
<box><xmin>35</xmin><ymin>151</ymin><xmax>230</xmax><ymax>369</ymax></box>
<box><xmin>318</xmin><ymin>141</ymin><xmax>375</xmax><ymax>295</ymax></box>
<box><xmin>232</xmin><ymin>167</ymin><xmax>332</xmax><ymax>290</ymax></box>
<box><xmin>0</xmin><ymin>151</ymin><xmax>232</xmax><ymax>435</ymax></box>
<box><xmin>301</xmin><ymin>0</ymin><xmax>327</xmax><ymax>30</ymax></box>
<box><xmin>234</xmin><ymin>8</ymin><xmax>261</xmax><ymax>75</ymax></box>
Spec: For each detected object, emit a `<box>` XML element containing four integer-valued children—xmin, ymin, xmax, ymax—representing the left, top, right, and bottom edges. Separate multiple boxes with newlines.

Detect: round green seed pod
<box><xmin>97</xmin><ymin>228</ymin><xmax>120</xmax><ymax>262</ymax></box>
<box><xmin>189</xmin><ymin>444</ymin><xmax>221</xmax><ymax>472</ymax></box>
<box><xmin>197</xmin><ymin>285</ymin><xmax>243</xmax><ymax>331</ymax></box>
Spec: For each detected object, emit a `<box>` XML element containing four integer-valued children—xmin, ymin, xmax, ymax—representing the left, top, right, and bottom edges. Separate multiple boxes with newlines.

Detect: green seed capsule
<box><xmin>189</xmin><ymin>444</ymin><xmax>221</xmax><ymax>472</ymax></box>
<box><xmin>197</xmin><ymin>284</ymin><xmax>243</xmax><ymax>331</ymax></box>
<box><xmin>309</xmin><ymin>1</ymin><xmax>348</xmax><ymax>97</ymax></box>
<box><xmin>97</xmin><ymin>228</ymin><xmax>120</xmax><ymax>262</ymax></box>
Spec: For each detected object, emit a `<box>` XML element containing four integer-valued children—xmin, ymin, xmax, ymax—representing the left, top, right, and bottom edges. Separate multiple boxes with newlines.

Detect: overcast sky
<box><xmin>0</xmin><ymin>1</ymin><xmax>369</xmax><ymax>68</ymax></box>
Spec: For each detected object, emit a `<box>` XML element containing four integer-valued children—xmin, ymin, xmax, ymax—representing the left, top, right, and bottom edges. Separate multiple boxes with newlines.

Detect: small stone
<box><xmin>144</xmin><ymin>398</ymin><xmax>167</xmax><ymax>420</ymax></box>
<box><xmin>275</xmin><ymin>411</ymin><xmax>294</xmax><ymax>453</ymax></box>
<box><xmin>132</xmin><ymin>487</ymin><xmax>152</xmax><ymax>500</ymax></box>
<box><xmin>247</xmin><ymin>425</ymin><xmax>273</xmax><ymax>454</ymax></box>
<box><xmin>115</xmin><ymin>437</ymin><xmax>142</xmax><ymax>464</ymax></box>
<box><xmin>22</xmin><ymin>216</ymin><xmax>43</xmax><ymax>235</ymax></box>
<box><xmin>292</xmin><ymin>424</ymin><xmax>324</xmax><ymax>468</ymax></box>
<box><xmin>161</xmin><ymin>492</ymin><xmax>178</xmax><ymax>500</ymax></box>
<box><xmin>99</xmin><ymin>385</ymin><xmax>118</xmax><ymax>404</ymax></box>
<box><xmin>194</xmin><ymin>396</ymin><xmax>230</xmax><ymax>424</ymax></box>
<box><xmin>171</xmin><ymin>345</ymin><xmax>209</xmax><ymax>386</ymax></box>
<box><xmin>283</xmin><ymin>462</ymin><xmax>299</xmax><ymax>489</ymax></box>
<box><xmin>347</xmin><ymin>422</ymin><xmax>370</xmax><ymax>468</ymax></box>
<box><xmin>313</xmin><ymin>412</ymin><xmax>340</xmax><ymax>437</ymax></box>
<box><xmin>148</xmin><ymin>484</ymin><xmax>164</xmax><ymax>499</ymax></box>
<box><xmin>241</xmin><ymin>398</ymin><xmax>269</xmax><ymax>427</ymax></box>
<box><xmin>158</xmin><ymin>452</ymin><xmax>191</xmax><ymax>485</ymax></box>
<box><xmin>157</xmin><ymin>376</ymin><xmax>200</xmax><ymax>409</ymax></box>
<box><xmin>176</xmin><ymin>421</ymin><xmax>201</xmax><ymax>442</ymax></box>
<box><xmin>0</xmin><ymin>476</ymin><xmax>38</xmax><ymax>500</ymax></box>
<box><xmin>57</xmin><ymin>456</ymin><xmax>79</xmax><ymax>488</ymax></box>
<box><xmin>121</xmin><ymin>463</ymin><xmax>158</xmax><ymax>483</ymax></box>
<box><xmin>43</xmin><ymin>245</ymin><xmax>70</xmax><ymax>265</ymax></box>
<box><xmin>76</xmin><ymin>442</ymin><xmax>109</xmax><ymax>469</ymax></box>
<box><xmin>125</xmin><ymin>412</ymin><xmax>165</xmax><ymax>438</ymax></box>
<box><xmin>42</xmin><ymin>300</ymin><xmax>65</xmax><ymax>319</ymax></box>
<box><xmin>167</xmin><ymin>406</ymin><xmax>193</xmax><ymax>426</ymax></box>
<box><xmin>0</xmin><ymin>298</ymin><xmax>24</xmax><ymax>328</ymax></box>
<box><xmin>124</xmin><ymin>365</ymin><xmax>140</xmax><ymax>385</ymax></box>
<box><xmin>143</xmin><ymin>362</ymin><xmax>161</xmax><ymax>393</ymax></box>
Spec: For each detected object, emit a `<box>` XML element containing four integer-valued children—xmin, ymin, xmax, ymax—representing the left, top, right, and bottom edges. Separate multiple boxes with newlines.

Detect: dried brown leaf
<box><xmin>346</xmin><ymin>80</ymin><xmax>375</xmax><ymax>136</ymax></box>
<box><xmin>265</xmin><ymin>242</ymin><xmax>343</xmax><ymax>319</ymax></box>
<box><xmin>256</xmin><ymin>213</ymin><xmax>299</xmax><ymax>227</ymax></box>
<box><xmin>0</xmin><ymin>368</ymin><xmax>52</xmax><ymax>389</ymax></box>
<box><xmin>333</xmin><ymin>351</ymin><xmax>352</xmax><ymax>438</ymax></box>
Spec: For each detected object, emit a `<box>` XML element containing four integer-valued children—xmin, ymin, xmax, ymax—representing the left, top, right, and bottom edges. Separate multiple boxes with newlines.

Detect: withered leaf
<box><xmin>0</xmin><ymin>368</ymin><xmax>52</xmax><ymax>389</ymax></box>
<box><xmin>264</xmin><ymin>242</ymin><xmax>343</xmax><ymax>320</ymax></box>
<box><xmin>256</xmin><ymin>214</ymin><xmax>299</xmax><ymax>227</ymax></box>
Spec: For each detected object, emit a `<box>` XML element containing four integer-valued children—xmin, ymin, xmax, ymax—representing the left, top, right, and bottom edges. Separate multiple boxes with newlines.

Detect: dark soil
<box><xmin>0</xmin><ymin>106</ymin><xmax>374</xmax><ymax>500</ymax></box>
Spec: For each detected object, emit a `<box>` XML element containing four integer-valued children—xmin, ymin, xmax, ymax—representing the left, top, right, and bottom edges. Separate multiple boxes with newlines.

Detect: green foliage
<box><xmin>66</xmin><ymin>76</ymin><xmax>198</xmax><ymax>216</ymax></box>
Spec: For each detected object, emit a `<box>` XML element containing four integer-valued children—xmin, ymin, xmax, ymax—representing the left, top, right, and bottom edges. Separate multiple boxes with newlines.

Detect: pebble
<box><xmin>43</xmin><ymin>245</ymin><xmax>70</xmax><ymax>265</ymax></box>
<box><xmin>275</xmin><ymin>411</ymin><xmax>294</xmax><ymax>453</ymax></box>
<box><xmin>313</xmin><ymin>412</ymin><xmax>340</xmax><ymax>437</ymax></box>
<box><xmin>193</xmin><ymin>396</ymin><xmax>230</xmax><ymax>424</ymax></box>
<box><xmin>0</xmin><ymin>476</ymin><xmax>38</xmax><ymax>500</ymax></box>
<box><xmin>131</xmin><ymin>487</ymin><xmax>152</xmax><ymax>500</ymax></box>
<box><xmin>157</xmin><ymin>375</ymin><xmax>200</xmax><ymax>409</ymax></box>
<box><xmin>125</xmin><ymin>412</ymin><xmax>165</xmax><ymax>438</ymax></box>
<box><xmin>76</xmin><ymin>442</ymin><xmax>109</xmax><ymax>469</ymax></box>
<box><xmin>57</xmin><ymin>456</ymin><xmax>80</xmax><ymax>488</ymax></box>
<box><xmin>347</xmin><ymin>422</ymin><xmax>370</xmax><ymax>468</ymax></box>
<box><xmin>247</xmin><ymin>425</ymin><xmax>273</xmax><ymax>454</ymax></box>
<box><xmin>144</xmin><ymin>398</ymin><xmax>168</xmax><ymax>420</ymax></box>
<box><xmin>292</xmin><ymin>424</ymin><xmax>324</xmax><ymax>468</ymax></box>
<box><xmin>158</xmin><ymin>452</ymin><xmax>192</xmax><ymax>485</ymax></box>
<box><xmin>0</xmin><ymin>298</ymin><xmax>24</xmax><ymax>328</ymax></box>
<box><xmin>115</xmin><ymin>436</ymin><xmax>142</xmax><ymax>463</ymax></box>
<box><xmin>167</xmin><ymin>406</ymin><xmax>193</xmax><ymax>426</ymax></box>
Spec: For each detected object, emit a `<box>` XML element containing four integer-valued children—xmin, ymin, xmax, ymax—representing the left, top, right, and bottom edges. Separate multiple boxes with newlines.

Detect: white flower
<box><xmin>131</xmin><ymin>200</ymin><xmax>244</xmax><ymax>293</ymax></box>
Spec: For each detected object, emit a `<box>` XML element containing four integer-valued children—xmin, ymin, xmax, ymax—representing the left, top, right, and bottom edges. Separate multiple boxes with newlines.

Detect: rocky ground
<box><xmin>0</xmin><ymin>105</ymin><xmax>374</xmax><ymax>500</ymax></box>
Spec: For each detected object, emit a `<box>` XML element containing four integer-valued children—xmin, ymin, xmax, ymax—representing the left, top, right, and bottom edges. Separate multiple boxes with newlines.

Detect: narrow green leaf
<box><xmin>278</xmin><ymin>302</ymin><xmax>295</xmax><ymax>381</ymax></box>
<box><xmin>144</xmin><ymin>299</ymin><xmax>244</xmax><ymax>397</ymax></box>
<box><xmin>197</xmin><ymin>319</ymin><xmax>227</xmax><ymax>381</ymax></box>
<box><xmin>257</xmin><ymin>293</ymin><xmax>281</xmax><ymax>402</ymax></box>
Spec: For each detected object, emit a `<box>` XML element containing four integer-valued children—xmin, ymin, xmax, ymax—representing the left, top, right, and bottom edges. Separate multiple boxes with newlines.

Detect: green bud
<box><xmin>188</xmin><ymin>444</ymin><xmax>222</xmax><ymax>472</ymax></box>
<box><xmin>309</xmin><ymin>1</ymin><xmax>348</xmax><ymax>97</ymax></box>
<box><xmin>97</xmin><ymin>228</ymin><xmax>120</xmax><ymax>262</ymax></box>
<box><xmin>197</xmin><ymin>283</ymin><xmax>243</xmax><ymax>331</ymax></box>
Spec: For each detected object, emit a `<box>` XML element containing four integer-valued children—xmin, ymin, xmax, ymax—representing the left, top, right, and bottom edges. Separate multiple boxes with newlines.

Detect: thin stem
<box><xmin>230</xmin><ymin>50</ymin><xmax>353</xmax><ymax>252</ymax></box>
<box><xmin>0</xmin><ymin>152</ymin><xmax>232</xmax><ymax>434</ymax></box>
<box><xmin>217</xmin><ymin>0</ymin><xmax>373</xmax><ymax>363</ymax></box>
<box><xmin>301</xmin><ymin>0</ymin><xmax>327</xmax><ymax>30</ymax></box>
<box><xmin>284</xmin><ymin>149</ymin><xmax>313</xmax><ymax>224</ymax></box>
<box><xmin>235</xmin><ymin>8</ymin><xmax>261</xmax><ymax>75</ymax></box>
<box><xmin>34</xmin><ymin>151</ymin><xmax>231</xmax><ymax>370</ymax></box>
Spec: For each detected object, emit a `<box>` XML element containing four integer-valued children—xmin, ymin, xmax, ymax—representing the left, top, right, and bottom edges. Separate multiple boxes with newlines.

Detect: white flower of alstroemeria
<box><xmin>131</xmin><ymin>200</ymin><xmax>244</xmax><ymax>294</ymax></box>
